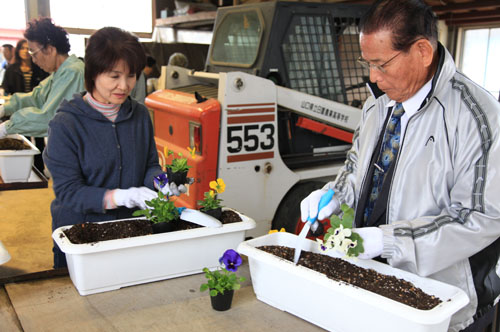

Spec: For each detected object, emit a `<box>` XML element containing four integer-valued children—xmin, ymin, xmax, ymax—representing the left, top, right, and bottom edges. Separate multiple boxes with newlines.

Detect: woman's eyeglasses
<box><xmin>28</xmin><ymin>48</ymin><xmax>42</xmax><ymax>56</ymax></box>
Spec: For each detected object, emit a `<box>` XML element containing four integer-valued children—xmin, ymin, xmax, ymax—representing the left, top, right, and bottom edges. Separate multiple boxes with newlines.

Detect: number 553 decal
<box><xmin>227</xmin><ymin>124</ymin><xmax>274</xmax><ymax>153</ymax></box>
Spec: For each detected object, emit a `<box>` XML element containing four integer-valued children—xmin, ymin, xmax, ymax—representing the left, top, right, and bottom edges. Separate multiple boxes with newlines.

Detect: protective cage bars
<box><xmin>281</xmin><ymin>15</ymin><xmax>370</xmax><ymax>108</ymax></box>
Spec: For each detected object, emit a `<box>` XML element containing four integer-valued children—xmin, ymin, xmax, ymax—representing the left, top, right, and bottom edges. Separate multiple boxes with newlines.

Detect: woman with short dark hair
<box><xmin>2</xmin><ymin>39</ymin><xmax>50</xmax><ymax>171</ymax></box>
<box><xmin>0</xmin><ymin>17</ymin><xmax>85</xmax><ymax>173</ymax></box>
<box><xmin>43</xmin><ymin>27</ymin><xmax>163</xmax><ymax>268</ymax></box>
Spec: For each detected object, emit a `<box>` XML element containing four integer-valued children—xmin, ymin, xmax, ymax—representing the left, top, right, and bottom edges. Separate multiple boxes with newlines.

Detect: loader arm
<box><xmin>276</xmin><ymin>86</ymin><xmax>361</xmax><ymax>143</ymax></box>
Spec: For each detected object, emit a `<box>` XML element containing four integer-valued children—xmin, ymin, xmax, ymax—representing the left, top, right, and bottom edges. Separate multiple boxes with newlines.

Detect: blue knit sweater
<box><xmin>43</xmin><ymin>92</ymin><xmax>162</xmax><ymax>230</ymax></box>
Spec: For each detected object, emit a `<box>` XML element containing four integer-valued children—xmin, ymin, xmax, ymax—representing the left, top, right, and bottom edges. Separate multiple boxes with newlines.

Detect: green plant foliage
<box><xmin>321</xmin><ymin>203</ymin><xmax>365</xmax><ymax>258</ymax></box>
<box><xmin>200</xmin><ymin>249</ymin><xmax>245</xmax><ymax>297</ymax></box>
<box><xmin>166</xmin><ymin>150</ymin><xmax>192</xmax><ymax>173</ymax></box>
<box><xmin>198</xmin><ymin>191</ymin><xmax>223</xmax><ymax>211</ymax></box>
<box><xmin>132</xmin><ymin>191</ymin><xmax>179</xmax><ymax>224</ymax></box>
<box><xmin>199</xmin><ymin>268</ymin><xmax>245</xmax><ymax>296</ymax></box>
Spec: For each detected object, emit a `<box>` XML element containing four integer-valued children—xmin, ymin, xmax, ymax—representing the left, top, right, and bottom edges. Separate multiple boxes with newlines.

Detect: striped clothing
<box><xmin>22</xmin><ymin>70</ymin><xmax>32</xmax><ymax>92</ymax></box>
<box><xmin>83</xmin><ymin>93</ymin><xmax>120</xmax><ymax>122</ymax></box>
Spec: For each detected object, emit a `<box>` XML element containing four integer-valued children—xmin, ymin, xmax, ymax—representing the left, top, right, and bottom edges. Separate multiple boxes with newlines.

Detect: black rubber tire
<box><xmin>272</xmin><ymin>181</ymin><xmax>326</xmax><ymax>233</ymax></box>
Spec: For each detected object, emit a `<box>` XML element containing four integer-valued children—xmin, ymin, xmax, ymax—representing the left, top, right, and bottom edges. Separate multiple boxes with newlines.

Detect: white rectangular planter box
<box><xmin>237</xmin><ymin>232</ymin><xmax>469</xmax><ymax>332</ymax></box>
<box><xmin>0</xmin><ymin>134</ymin><xmax>40</xmax><ymax>183</ymax></box>
<box><xmin>52</xmin><ymin>209</ymin><xmax>256</xmax><ymax>296</ymax></box>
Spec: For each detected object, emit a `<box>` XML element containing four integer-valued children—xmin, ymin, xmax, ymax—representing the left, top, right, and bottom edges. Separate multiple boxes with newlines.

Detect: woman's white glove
<box><xmin>355</xmin><ymin>227</ymin><xmax>384</xmax><ymax>259</ymax></box>
<box><xmin>0</xmin><ymin>121</ymin><xmax>7</xmax><ymax>139</ymax></box>
<box><xmin>0</xmin><ymin>240</ymin><xmax>11</xmax><ymax>265</ymax></box>
<box><xmin>154</xmin><ymin>173</ymin><xmax>194</xmax><ymax>196</ymax></box>
<box><xmin>300</xmin><ymin>189</ymin><xmax>339</xmax><ymax>222</ymax></box>
<box><xmin>113</xmin><ymin>187</ymin><xmax>157</xmax><ymax>210</ymax></box>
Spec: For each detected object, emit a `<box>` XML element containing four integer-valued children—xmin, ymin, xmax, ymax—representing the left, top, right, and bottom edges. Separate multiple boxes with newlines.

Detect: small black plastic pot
<box><xmin>202</xmin><ymin>207</ymin><xmax>222</xmax><ymax>220</ymax></box>
<box><xmin>210</xmin><ymin>289</ymin><xmax>234</xmax><ymax>311</ymax></box>
<box><xmin>151</xmin><ymin>220</ymin><xmax>176</xmax><ymax>234</ymax></box>
<box><xmin>166</xmin><ymin>168</ymin><xmax>188</xmax><ymax>186</ymax></box>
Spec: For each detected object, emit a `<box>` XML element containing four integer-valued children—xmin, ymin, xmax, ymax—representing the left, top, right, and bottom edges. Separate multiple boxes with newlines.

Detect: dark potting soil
<box><xmin>62</xmin><ymin>209</ymin><xmax>242</xmax><ymax>244</ymax></box>
<box><xmin>0</xmin><ymin>138</ymin><xmax>30</xmax><ymax>150</ymax></box>
<box><xmin>258</xmin><ymin>245</ymin><xmax>442</xmax><ymax>311</ymax></box>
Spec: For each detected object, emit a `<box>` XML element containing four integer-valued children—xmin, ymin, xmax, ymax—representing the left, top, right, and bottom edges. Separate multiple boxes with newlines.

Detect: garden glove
<box><xmin>300</xmin><ymin>189</ymin><xmax>340</xmax><ymax>223</ymax></box>
<box><xmin>112</xmin><ymin>187</ymin><xmax>157</xmax><ymax>210</ymax></box>
<box><xmin>354</xmin><ymin>227</ymin><xmax>384</xmax><ymax>260</ymax></box>
<box><xmin>0</xmin><ymin>121</ymin><xmax>7</xmax><ymax>139</ymax></box>
<box><xmin>154</xmin><ymin>173</ymin><xmax>194</xmax><ymax>196</ymax></box>
<box><xmin>0</xmin><ymin>240</ymin><xmax>11</xmax><ymax>265</ymax></box>
<box><xmin>0</xmin><ymin>105</ymin><xmax>4</xmax><ymax>118</ymax></box>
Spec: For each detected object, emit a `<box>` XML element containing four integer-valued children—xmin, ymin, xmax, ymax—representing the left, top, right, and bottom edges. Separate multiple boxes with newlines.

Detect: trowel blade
<box><xmin>180</xmin><ymin>208</ymin><xmax>223</xmax><ymax>228</ymax></box>
<box><xmin>293</xmin><ymin>222</ymin><xmax>311</xmax><ymax>264</ymax></box>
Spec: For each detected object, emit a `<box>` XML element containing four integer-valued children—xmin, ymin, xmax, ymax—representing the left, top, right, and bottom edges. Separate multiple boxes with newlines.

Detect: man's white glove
<box><xmin>0</xmin><ymin>105</ymin><xmax>5</xmax><ymax>119</ymax></box>
<box><xmin>300</xmin><ymin>189</ymin><xmax>339</xmax><ymax>222</ymax></box>
<box><xmin>113</xmin><ymin>187</ymin><xmax>157</xmax><ymax>210</ymax></box>
<box><xmin>355</xmin><ymin>227</ymin><xmax>384</xmax><ymax>259</ymax></box>
<box><xmin>0</xmin><ymin>121</ymin><xmax>7</xmax><ymax>139</ymax></box>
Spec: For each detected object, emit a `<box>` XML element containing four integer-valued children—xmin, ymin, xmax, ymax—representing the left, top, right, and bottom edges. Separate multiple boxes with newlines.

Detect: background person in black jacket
<box><xmin>2</xmin><ymin>39</ymin><xmax>49</xmax><ymax>95</ymax></box>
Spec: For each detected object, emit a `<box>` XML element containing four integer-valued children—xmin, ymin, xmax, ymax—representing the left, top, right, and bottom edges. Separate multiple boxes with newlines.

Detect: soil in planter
<box><xmin>0</xmin><ymin>138</ymin><xmax>30</xmax><ymax>150</ymax></box>
<box><xmin>62</xmin><ymin>210</ymin><xmax>243</xmax><ymax>244</ymax></box>
<box><xmin>258</xmin><ymin>245</ymin><xmax>442</xmax><ymax>311</ymax></box>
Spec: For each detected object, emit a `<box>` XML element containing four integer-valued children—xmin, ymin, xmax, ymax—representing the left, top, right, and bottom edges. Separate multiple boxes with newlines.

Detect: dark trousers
<box><xmin>32</xmin><ymin>137</ymin><xmax>45</xmax><ymax>172</ymax></box>
<box><xmin>460</xmin><ymin>304</ymin><xmax>498</xmax><ymax>332</ymax></box>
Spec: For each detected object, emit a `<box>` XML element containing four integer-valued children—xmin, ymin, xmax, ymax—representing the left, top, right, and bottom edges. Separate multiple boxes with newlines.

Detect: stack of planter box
<box><xmin>0</xmin><ymin>134</ymin><xmax>40</xmax><ymax>183</ymax></box>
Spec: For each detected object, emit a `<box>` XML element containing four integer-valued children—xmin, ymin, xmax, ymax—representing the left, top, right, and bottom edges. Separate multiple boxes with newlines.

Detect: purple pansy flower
<box><xmin>154</xmin><ymin>173</ymin><xmax>169</xmax><ymax>189</ymax></box>
<box><xmin>219</xmin><ymin>249</ymin><xmax>242</xmax><ymax>272</ymax></box>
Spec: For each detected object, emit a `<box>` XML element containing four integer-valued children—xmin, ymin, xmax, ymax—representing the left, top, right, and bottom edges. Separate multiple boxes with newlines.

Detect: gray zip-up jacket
<box><xmin>325</xmin><ymin>44</ymin><xmax>500</xmax><ymax>331</ymax></box>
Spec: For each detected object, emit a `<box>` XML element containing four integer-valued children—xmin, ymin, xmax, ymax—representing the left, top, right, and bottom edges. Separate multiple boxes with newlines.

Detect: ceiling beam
<box><xmin>445</xmin><ymin>16</ymin><xmax>500</xmax><ymax>26</ymax></box>
<box><xmin>438</xmin><ymin>9</ymin><xmax>500</xmax><ymax>21</ymax></box>
<box><xmin>432</xmin><ymin>0</ymin><xmax>500</xmax><ymax>14</ymax></box>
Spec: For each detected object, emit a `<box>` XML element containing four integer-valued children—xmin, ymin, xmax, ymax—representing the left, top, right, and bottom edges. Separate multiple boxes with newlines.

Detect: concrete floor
<box><xmin>0</xmin><ymin>180</ymin><xmax>54</xmax><ymax>279</ymax></box>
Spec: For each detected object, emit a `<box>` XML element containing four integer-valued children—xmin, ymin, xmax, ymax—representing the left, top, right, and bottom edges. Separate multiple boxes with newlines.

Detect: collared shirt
<box><xmin>384</xmin><ymin>77</ymin><xmax>433</xmax><ymax>140</ymax></box>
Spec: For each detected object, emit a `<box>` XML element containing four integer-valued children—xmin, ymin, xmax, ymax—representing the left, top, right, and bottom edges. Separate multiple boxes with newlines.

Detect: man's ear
<box><xmin>416</xmin><ymin>39</ymin><xmax>435</xmax><ymax>68</ymax></box>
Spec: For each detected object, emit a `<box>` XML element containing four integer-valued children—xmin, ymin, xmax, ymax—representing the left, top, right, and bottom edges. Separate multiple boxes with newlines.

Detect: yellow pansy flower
<box><xmin>268</xmin><ymin>228</ymin><xmax>286</xmax><ymax>234</ymax></box>
<box><xmin>209</xmin><ymin>178</ymin><xmax>226</xmax><ymax>194</ymax></box>
<box><xmin>187</xmin><ymin>146</ymin><xmax>196</xmax><ymax>158</ymax></box>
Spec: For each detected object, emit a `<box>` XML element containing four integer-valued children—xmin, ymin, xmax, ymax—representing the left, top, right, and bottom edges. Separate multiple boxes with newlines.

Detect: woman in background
<box><xmin>0</xmin><ymin>18</ymin><xmax>85</xmax><ymax>176</ymax></box>
<box><xmin>2</xmin><ymin>38</ymin><xmax>49</xmax><ymax>172</ymax></box>
<box><xmin>2</xmin><ymin>39</ymin><xmax>48</xmax><ymax>95</ymax></box>
<box><xmin>43</xmin><ymin>27</ymin><xmax>163</xmax><ymax>268</ymax></box>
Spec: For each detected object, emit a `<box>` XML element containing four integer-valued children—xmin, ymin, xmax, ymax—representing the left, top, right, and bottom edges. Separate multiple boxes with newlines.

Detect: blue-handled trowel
<box><xmin>293</xmin><ymin>189</ymin><xmax>334</xmax><ymax>264</ymax></box>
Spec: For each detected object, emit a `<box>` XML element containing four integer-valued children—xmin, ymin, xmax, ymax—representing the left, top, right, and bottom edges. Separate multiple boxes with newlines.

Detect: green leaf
<box><xmin>200</xmin><ymin>284</ymin><xmax>208</xmax><ymax>292</ymax></box>
<box><xmin>209</xmin><ymin>289</ymin><xmax>218</xmax><ymax>297</ymax></box>
<box><xmin>347</xmin><ymin>231</ymin><xmax>365</xmax><ymax>257</ymax></box>
<box><xmin>330</xmin><ymin>214</ymin><xmax>341</xmax><ymax>228</ymax></box>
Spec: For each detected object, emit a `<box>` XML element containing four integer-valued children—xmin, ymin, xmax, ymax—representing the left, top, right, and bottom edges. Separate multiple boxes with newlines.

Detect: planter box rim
<box><xmin>53</xmin><ymin>208</ymin><xmax>255</xmax><ymax>255</ymax></box>
<box><xmin>237</xmin><ymin>232</ymin><xmax>469</xmax><ymax>328</ymax></box>
<box><xmin>0</xmin><ymin>134</ymin><xmax>40</xmax><ymax>156</ymax></box>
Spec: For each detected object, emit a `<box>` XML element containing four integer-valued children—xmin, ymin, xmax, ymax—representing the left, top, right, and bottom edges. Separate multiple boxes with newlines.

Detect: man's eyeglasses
<box><xmin>357</xmin><ymin>51</ymin><xmax>402</xmax><ymax>74</ymax></box>
<box><xmin>28</xmin><ymin>48</ymin><xmax>42</xmax><ymax>56</ymax></box>
<box><xmin>357</xmin><ymin>38</ymin><xmax>425</xmax><ymax>74</ymax></box>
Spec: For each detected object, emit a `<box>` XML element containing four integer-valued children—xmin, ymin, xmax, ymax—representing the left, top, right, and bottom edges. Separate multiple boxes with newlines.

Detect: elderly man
<box><xmin>300</xmin><ymin>1</ymin><xmax>500</xmax><ymax>331</ymax></box>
